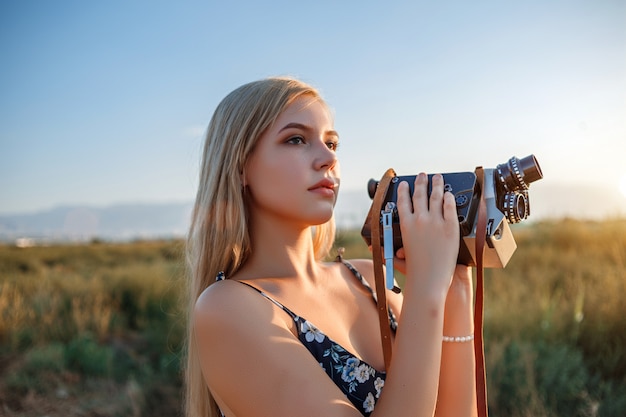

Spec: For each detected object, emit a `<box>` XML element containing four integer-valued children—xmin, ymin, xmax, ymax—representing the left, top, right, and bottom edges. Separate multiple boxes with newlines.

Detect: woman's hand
<box><xmin>395</xmin><ymin>173</ymin><xmax>460</xmax><ymax>295</ymax></box>
<box><xmin>392</xmin><ymin>247</ymin><xmax>407</xmax><ymax>275</ymax></box>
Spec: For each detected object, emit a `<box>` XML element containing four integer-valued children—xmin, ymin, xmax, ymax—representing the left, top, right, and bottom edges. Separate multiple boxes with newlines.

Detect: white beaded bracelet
<box><xmin>442</xmin><ymin>334</ymin><xmax>475</xmax><ymax>343</ymax></box>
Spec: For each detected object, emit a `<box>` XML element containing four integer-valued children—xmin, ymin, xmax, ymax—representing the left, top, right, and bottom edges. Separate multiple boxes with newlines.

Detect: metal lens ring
<box><xmin>508</xmin><ymin>157</ymin><xmax>528</xmax><ymax>191</ymax></box>
<box><xmin>503</xmin><ymin>191</ymin><xmax>529</xmax><ymax>223</ymax></box>
<box><xmin>496</xmin><ymin>156</ymin><xmax>530</xmax><ymax>192</ymax></box>
<box><xmin>496</xmin><ymin>164</ymin><xmax>513</xmax><ymax>191</ymax></box>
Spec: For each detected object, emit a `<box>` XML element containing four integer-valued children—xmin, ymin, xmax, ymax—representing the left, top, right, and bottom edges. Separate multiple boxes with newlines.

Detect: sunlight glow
<box><xmin>619</xmin><ymin>174</ymin><xmax>626</xmax><ymax>198</ymax></box>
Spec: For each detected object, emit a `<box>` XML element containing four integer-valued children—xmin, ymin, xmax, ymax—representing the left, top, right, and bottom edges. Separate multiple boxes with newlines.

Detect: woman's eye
<box><xmin>326</xmin><ymin>141</ymin><xmax>339</xmax><ymax>151</ymax></box>
<box><xmin>286</xmin><ymin>136</ymin><xmax>305</xmax><ymax>145</ymax></box>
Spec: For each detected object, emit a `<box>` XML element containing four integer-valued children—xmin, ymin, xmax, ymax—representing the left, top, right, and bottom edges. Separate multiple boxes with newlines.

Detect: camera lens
<box><xmin>518</xmin><ymin>155</ymin><xmax>543</xmax><ymax>184</ymax></box>
<box><xmin>496</xmin><ymin>155</ymin><xmax>543</xmax><ymax>192</ymax></box>
<box><xmin>503</xmin><ymin>191</ymin><xmax>529</xmax><ymax>223</ymax></box>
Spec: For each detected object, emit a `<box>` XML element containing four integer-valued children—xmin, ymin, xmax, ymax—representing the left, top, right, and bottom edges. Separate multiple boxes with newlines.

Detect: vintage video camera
<box><xmin>361</xmin><ymin>155</ymin><xmax>543</xmax><ymax>269</ymax></box>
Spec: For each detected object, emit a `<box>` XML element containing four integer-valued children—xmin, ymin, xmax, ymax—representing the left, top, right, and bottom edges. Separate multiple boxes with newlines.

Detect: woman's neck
<box><xmin>236</xmin><ymin>214</ymin><xmax>323</xmax><ymax>283</ymax></box>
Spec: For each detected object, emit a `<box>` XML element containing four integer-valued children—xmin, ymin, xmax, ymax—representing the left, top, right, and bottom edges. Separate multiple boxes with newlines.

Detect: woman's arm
<box><xmin>387</xmin><ymin>262</ymin><xmax>477</xmax><ymax>416</ymax></box>
<box><xmin>436</xmin><ymin>265</ymin><xmax>478</xmax><ymax>416</ymax></box>
<box><xmin>392</xmin><ymin>227</ymin><xmax>478</xmax><ymax>414</ymax></box>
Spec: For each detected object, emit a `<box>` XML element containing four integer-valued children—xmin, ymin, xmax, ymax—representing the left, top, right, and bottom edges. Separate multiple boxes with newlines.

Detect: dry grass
<box><xmin>1</xmin><ymin>219</ymin><xmax>625</xmax><ymax>416</ymax></box>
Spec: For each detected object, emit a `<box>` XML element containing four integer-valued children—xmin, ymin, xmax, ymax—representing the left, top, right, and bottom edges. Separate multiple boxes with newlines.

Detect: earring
<box><xmin>240</xmin><ymin>168</ymin><xmax>247</xmax><ymax>189</ymax></box>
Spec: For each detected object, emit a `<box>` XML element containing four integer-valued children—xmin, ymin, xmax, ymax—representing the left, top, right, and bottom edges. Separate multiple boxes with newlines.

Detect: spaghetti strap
<box><xmin>215</xmin><ymin>261</ymin><xmax>398</xmax><ymax>332</ymax></box>
<box><xmin>232</xmin><ymin>280</ymin><xmax>300</xmax><ymax>321</ymax></box>
<box><xmin>338</xmin><ymin>260</ymin><xmax>398</xmax><ymax>332</ymax></box>
<box><xmin>216</xmin><ymin>271</ymin><xmax>299</xmax><ymax>321</ymax></box>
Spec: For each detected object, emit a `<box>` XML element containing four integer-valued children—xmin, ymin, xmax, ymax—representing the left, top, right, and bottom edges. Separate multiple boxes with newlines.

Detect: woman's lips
<box><xmin>308</xmin><ymin>179</ymin><xmax>338</xmax><ymax>198</ymax></box>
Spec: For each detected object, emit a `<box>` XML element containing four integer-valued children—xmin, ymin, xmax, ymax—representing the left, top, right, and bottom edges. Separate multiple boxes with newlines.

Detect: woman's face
<box><xmin>244</xmin><ymin>95</ymin><xmax>340</xmax><ymax>227</ymax></box>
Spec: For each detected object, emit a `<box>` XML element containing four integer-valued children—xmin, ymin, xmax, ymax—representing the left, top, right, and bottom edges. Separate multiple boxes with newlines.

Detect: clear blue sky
<box><xmin>1</xmin><ymin>0</ymin><xmax>625</xmax><ymax>215</ymax></box>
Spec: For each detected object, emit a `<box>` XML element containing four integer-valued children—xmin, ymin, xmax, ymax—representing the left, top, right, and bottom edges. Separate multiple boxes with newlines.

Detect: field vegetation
<box><xmin>0</xmin><ymin>218</ymin><xmax>625</xmax><ymax>416</ymax></box>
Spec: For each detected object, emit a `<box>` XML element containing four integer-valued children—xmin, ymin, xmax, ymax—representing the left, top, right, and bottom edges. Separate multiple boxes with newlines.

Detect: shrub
<box><xmin>4</xmin><ymin>343</ymin><xmax>66</xmax><ymax>395</ymax></box>
<box><xmin>64</xmin><ymin>333</ymin><xmax>113</xmax><ymax>377</ymax></box>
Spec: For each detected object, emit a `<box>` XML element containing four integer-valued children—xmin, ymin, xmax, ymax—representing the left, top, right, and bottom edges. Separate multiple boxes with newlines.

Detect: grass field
<box><xmin>1</xmin><ymin>218</ymin><xmax>625</xmax><ymax>416</ymax></box>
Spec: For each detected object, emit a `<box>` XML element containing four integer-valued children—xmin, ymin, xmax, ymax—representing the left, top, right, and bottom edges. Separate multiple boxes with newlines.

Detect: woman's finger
<box><xmin>429</xmin><ymin>174</ymin><xmax>444</xmax><ymax>213</ymax></box>
<box><xmin>411</xmin><ymin>173</ymin><xmax>429</xmax><ymax>215</ymax></box>
<box><xmin>396</xmin><ymin>180</ymin><xmax>413</xmax><ymax>217</ymax></box>
<box><xmin>443</xmin><ymin>189</ymin><xmax>458</xmax><ymax>222</ymax></box>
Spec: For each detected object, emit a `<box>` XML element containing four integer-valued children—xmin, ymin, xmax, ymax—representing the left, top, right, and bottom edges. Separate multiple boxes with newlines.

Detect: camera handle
<box><xmin>382</xmin><ymin>202</ymin><xmax>397</xmax><ymax>291</ymax></box>
<box><xmin>368</xmin><ymin>168</ymin><xmax>489</xmax><ymax>417</ymax></box>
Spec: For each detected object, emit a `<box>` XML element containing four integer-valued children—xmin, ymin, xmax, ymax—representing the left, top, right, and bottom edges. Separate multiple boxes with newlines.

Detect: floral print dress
<box><xmin>216</xmin><ymin>260</ymin><xmax>397</xmax><ymax>416</ymax></box>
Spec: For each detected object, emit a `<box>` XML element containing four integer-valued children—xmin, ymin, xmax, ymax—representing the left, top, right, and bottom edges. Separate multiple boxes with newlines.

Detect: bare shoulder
<box><xmin>344</xmin><ymin>258</ymin><xmax>404</xmax><ymax>314</ymax></box>
<box><xmin>343</xmin><ymin>258</ymin><xmax>375</xmax><ymax>276</ymax></box>
<box><xmin>192</xmin><ymin>279</ymin><xmax>361</xmax><ymax>416</ymax></box>
<box><xmin>194</xmin><ymin>279</ymin><xmax>245</xmax><ymax>328</ymax></box>
<box><xmin>342</xmin><ymin>258</ymin><xmax>379</xmax><ymax>290</ymax></box>
<box><xmin>193</xmin><ymin>279</ymin><xmax>288</xmax><ymax>338</ymax></box>
<box><xmin>194</xmin><ymin>279</ymin><xmax>253</xmax><ymax>320</ymax></box>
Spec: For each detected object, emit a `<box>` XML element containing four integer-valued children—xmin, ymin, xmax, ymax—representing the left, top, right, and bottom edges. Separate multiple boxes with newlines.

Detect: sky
<box><xmin>1</xmin><ymin>0</ymin><xmax>625</xmax><ymax>218</ymax></box>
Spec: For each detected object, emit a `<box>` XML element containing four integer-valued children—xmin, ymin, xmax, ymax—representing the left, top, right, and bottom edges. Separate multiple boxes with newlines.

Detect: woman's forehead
<box><xmin>278</xmin><ymin>96</ymin><xmax>332</xmax><ymax>123</ymax></box>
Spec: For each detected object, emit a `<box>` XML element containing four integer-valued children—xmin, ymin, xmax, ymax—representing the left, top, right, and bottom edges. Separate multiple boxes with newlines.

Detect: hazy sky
<box><xmin>1</xmin><ymin>0</ymin><xmax>625</xmax><ymax>215</ymax></box>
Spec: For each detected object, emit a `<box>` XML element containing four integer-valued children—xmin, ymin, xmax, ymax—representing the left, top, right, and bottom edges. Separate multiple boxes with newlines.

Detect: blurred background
<box><xmin>1</xmin><ymin>1</ymin><xmax>625</xmax><ymax>416</ymax></box>
<box><xmin>1</xmin><ymin>0</ymin><xmax>625</xmax><ymax>241</ymax></box>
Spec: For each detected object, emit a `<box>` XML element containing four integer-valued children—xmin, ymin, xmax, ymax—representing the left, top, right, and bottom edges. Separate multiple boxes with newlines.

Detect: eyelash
<box><xmin>286</xmin><ymin>136</ymin><xmax>306</xmax><ymax>145</ymax></box>
<box><xmin>286</xmin><ymin>136</ymin><xmax>340</xmax><ymax>151</ymax></box>
<box><xmin>326</xmin><ymin>141</ymin><xmax>340</xmax><ymax>151</ymax></box>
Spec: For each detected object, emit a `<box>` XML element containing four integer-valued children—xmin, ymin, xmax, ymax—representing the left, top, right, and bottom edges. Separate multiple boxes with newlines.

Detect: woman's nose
<box><xmin>314</xmin><ymin>142</ymin><xmax>338</xmax><ymax>171</ymax></box>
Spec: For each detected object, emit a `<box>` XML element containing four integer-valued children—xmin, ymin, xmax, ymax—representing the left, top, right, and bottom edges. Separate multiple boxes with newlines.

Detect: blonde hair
<box><xmin>184</xmin><ymin>77</ymin><xmax>336</xmax><ymax>416</ymax></box>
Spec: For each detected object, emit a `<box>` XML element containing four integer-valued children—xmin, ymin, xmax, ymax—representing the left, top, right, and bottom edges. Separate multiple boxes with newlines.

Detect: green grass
<box><xmin>0</xmin><ymin>240</ymin><xmax>186</xmax><ymax>416</ymax></box>
<box><xmin>1</xmin><ymin>219</ymin><xmax>625</xmax><ymax>416</ymax></box>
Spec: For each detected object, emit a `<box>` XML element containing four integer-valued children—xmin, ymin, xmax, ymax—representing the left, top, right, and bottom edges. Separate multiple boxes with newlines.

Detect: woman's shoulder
<box><xmin>342</xmin><ymin>257</ymin><xmax>374</xmax><ymax>271</ymax></box>
<box><xmin>194</xmin><ymin>278</ymin><xmax>243</xmax><ymax>317</ymax></box>
<box><xmin>194</xmin><ymin>278</ymin><xmax>283</xmax><ymax>337</ymax></box>
<box><xmin>341</xmin><ymin>258</ymin><xmax>375</xmax><ymax>283</ymax></box>
<box><xmin>342</xmin><ymin>257</ymin><xmax>404</xmax><ymax>312</ymax></box>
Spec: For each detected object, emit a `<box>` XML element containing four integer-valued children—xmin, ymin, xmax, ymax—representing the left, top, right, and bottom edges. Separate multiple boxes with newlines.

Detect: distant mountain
<box><xmin>0</xmin><ymin>202</ymin><xmax>194</xmax><ymax>243</ymax></box>
<box><xmin>1</xmin><ymin>183</ymin><xmax>624</xmax><ymax>243</ymax></box>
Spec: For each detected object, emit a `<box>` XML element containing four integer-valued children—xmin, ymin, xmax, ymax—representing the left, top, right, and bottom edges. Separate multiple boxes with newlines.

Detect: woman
<box><xmin>185</xmin><ymin>76</ymin><xmax>477</xmax><ymax>416</ymax></box>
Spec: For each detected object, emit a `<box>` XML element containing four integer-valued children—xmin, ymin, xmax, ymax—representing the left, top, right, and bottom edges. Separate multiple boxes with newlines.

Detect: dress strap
<box><xmin>233</xmin><ymin>280</ymin><xmax>299</xmax><ymax>321</ymax></box>
<box><xmin>216</xmin><ymin>262</ymin><xmax>398</xmax><ymax>331</ymax></box>
<box><xmin>338</xmin><ymin>260</ymin><xmax>398</xmax><ymax>332</ymax></box>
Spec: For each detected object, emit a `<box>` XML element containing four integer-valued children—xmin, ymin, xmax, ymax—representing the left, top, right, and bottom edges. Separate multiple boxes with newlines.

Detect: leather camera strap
<box><xmin>368</xmin><ymin>168</ymin><xmax>396</xmax><ymax>371</ymax></box>
<box><xmin>474</xmin><ymin>167</ymin><xmax>489</xmax><ymax>417</ymax></box>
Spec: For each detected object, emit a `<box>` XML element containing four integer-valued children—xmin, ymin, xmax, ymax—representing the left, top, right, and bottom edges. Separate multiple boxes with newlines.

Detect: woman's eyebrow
<box><xmin>279</xmin><ymin>122</ymin><xmax>339</xmax><ymax>138</ymax></box>
<box><xmin>278</xmin><ymin>122</ymin><xmax>311</xmax><ymax>132</ymax></box>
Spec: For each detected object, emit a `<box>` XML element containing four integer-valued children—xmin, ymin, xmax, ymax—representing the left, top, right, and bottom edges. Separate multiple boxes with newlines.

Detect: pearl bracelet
<box><xmin>442</xmin><ymin>334</ymin><xmax>474</xmax><ymax>343</ymax></box>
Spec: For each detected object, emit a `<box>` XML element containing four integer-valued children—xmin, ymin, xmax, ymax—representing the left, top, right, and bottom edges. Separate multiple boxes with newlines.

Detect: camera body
<box><xmin>361</xmin><ymin>155</ymin><xmax>543</xmax><ymax>268</ymax></box>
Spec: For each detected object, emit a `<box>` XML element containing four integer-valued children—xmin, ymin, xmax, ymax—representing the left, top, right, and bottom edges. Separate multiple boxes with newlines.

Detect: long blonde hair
<box><xmin>184</xmin><ymin>77</ymin><xmax>336</xmax><ymax>416</ymax></box>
